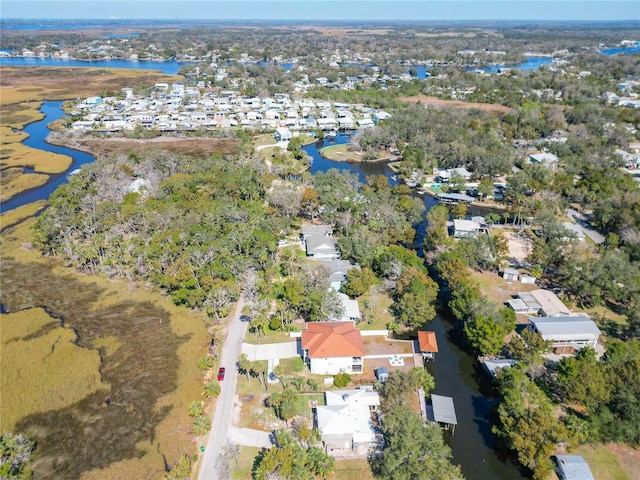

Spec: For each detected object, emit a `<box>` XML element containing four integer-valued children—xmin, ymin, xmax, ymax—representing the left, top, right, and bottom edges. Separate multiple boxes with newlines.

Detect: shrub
<box><xmin>198</xmin><ymin>356</ymin><xmax>214</xmax><ymax>371</ymax></box>
<box><xmin>193</xmin><ymin>415</ymin><xmax>211</xmax><ymax>435</ymax></box>
<box><xmin>334</xmin><ymin>373</ymin><xmax>351</xmax><ymax>388</ymax></box>
<box><xmin>188</xmin><ymin>401</ymin><xmax>204</xmax><ymax>417</ymax></box>
<box><xmin>292</xmin><ymin>357</ymin><xmax>305</xmax><ymax>373</ymax></box>
<box><xmin>204</xmin><ymin>382</ymin><xmax>221</xmax><ymax>398</ymax></box>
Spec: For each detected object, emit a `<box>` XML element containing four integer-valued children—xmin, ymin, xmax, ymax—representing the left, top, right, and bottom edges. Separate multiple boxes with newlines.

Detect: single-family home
<box><xmin>332</xmin><ymin>292</ymin><xmax>361</xmax><ymax>323</ymax></box>
<box><xmin>301</xmin><ymin>321</ymin><xmax>365</xmax><ymax>374</ymax></box>
<box><xmin>555</xmin><ymin>455</ymin><xmax>595</xmax><ymax>480</ymax></box>
<box><xmin>316</xmin><ymin>387</ymin><xmax>380</xmax><ymax>452</ymax></box>
<box><xmin>527</xmin><ymin>314</ymin><xmax>601</xmax><ymax>354</ymax></box>
<box><xmin>507</xmin><ymin>289</ymin><xmax>571</xmax><ymax>317</ymax></box>
<box><xmin>373</xmin><ymin>111</ymin><xmax>392</xmax><ymax>123</ymax></box>
<box><xmin>530</xmin><ymin>152</ymin><xmax>559</xmax><ymax>168</ymax></box>
<box><xmin>321</xmin><ymin>259</ymin><xmax>359</xmax><ymax>291</ymax></box>
<box><xmin>453</xmin><ymin>218</ymin><xmax>482</xmax><ymax>238</ymax></box>
<box><xmin>302</xmin><ymin>225</ymin><xmax>339</xmax><ymax>259</ymax></box>
<box><xmin>274</xmin><ymin>127</ymin><xmax>293</xmax><ymax>142</ymax></box>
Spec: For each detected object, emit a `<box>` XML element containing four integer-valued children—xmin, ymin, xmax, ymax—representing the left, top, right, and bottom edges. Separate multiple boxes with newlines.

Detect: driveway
<box><xmin>228</xmin><ymin>427</ymin><xmax>273</xmax><ymax>449</ymax></box>
<box><xmin>241</xmin><ymin>340</ymin><xmax>300</xmax><ymax>361</ymax></box>
<box><xmin>197</xmin><ymin>289</ymin><xmax>250</xmax><ymax>480</ymax></box>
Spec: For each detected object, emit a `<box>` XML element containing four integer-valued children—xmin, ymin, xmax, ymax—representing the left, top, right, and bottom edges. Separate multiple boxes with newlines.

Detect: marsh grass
<box><xmin>1</xmin><ymin>220</ymin><xmax>209</xmax><ymax>479</ymax></box>
<box><xmin>0</xmin><ymin>101</ymin><xmax>45</xmax><ymax>129</ymax></box>
<box><xmin>0</xmin><ymin>142</ymin><xmax>72</xmax><ymax>173</ymax></box>
<box><xmin>1</xmin><ymin>307</ymin><xmax>109</xmax><ymax>431</ymax></box>
<box><xmin>0</xmin><ymin>126</ymin><xmax>29</xmax><ymax>144</ymax></box>
<box><xmin>0</xmin><ymin>171</ymin><xmax>49</xmax><ymax>202</ymax></box>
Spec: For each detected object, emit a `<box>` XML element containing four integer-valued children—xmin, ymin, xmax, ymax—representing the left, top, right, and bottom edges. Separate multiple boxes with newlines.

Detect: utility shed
<box><xmin>555</xmin><ymin>455</ymin><xmax>595</xmax><ymax>480</ymax></box>
<box><xmin>428</xmin><ymin>394</ymin><xmax>457</xmax><ymax>433</ymax></box>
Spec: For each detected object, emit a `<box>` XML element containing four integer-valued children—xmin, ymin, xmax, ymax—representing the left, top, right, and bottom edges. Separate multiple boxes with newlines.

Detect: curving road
<box><xmin>197</xmin><ymin>291</ymin><xmax>250</xmax><ymax>480</ymax></box>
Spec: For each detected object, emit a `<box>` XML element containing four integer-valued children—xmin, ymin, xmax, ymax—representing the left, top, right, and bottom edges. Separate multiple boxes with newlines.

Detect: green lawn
<box><xmin>571</xmin><ymin>445</ymin><xmax>629</xmax><ymax>480</ymax></box>
<box><xmin>357</xmin><ymin>293</ymin><xmax>394</xmax><ymax>330</ymax></box>
<box><xmin>231</xmin><ymin>446</ymin><xmax>261</xmax><ymax>479</ymax></box>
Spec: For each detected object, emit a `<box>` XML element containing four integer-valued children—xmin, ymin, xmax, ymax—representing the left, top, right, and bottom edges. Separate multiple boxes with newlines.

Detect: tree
<box><xmin>477</xmin><ymin>177</ymin><xmax>494</xmax><ymax>200</ymax></box>
<box><xmin>193</xmin><ymin>415</ymin><xmax>211</xmax><ymax>435</ymax></box>
<box><xmin>238</xmin><ymin>353</ymin><xmax>252</xmax><ymax>382</ymax></box>
<box><xmin>333</xmin><ymin>372</ymin><xmax>351</xmax><ymax>388</ymax></box>
<box><xmin>165</xmin><ymin>454</ymin><xmax>192</xmax><ymax>480</ymax></box>
<box><xmin>267</xmin><ymin>388</ymin><xmax>299</xmax><ymax>423</ymax></box>
<box><xmin>464</xmin><ymin>314</ymin><xmax>509</xmax><ymax>356</ymax></box>
<box><xmin>505</xmin><ymin>328</ymin><xmax>550</xmax><ymax>374</ymax></box>
<box><xmin>341</xmin><ymin>267</ymin><xmax>377</xmax><ymax>298</ymax></box>
<box><xmin>370</xmin><ymin>406</ymin><xmax>463</xmax><ymax>480</ymax></box>
<box><xmin>188</xmin><ymin>401</ymin><xmax>205</xmax><ymax>417</ymax></box>
<box><xmin>557</xmin><ymin>347</ymin><xmax>611</xmax><ymax>408</ymax></box>
<box><xmin>204</xmin><ymin>381</ymin><xmax>221</xmax><ymax>398</ymax></box>
<box><xmin>424</xmin><ymin>205</ymin><xmax>450</xmax><ymax>250</ymax></box>
<box><xmin>0</xmin><ymin>432</ymin><xmax>35</xmax><ymax>479</ymax></box>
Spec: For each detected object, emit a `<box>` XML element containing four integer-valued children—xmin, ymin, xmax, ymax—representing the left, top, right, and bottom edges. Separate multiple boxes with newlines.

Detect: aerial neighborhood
<box><xmin>1</xmin><ymin>15</ymin><xmax>640</xmax><ymax>480</ymax></box>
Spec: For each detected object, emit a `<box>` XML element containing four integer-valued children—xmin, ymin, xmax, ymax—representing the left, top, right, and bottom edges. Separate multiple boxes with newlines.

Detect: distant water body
<box><xmin>0</xmin><ymin>57</ymin><xmax>184</xmax><ymax>75</ymax></box>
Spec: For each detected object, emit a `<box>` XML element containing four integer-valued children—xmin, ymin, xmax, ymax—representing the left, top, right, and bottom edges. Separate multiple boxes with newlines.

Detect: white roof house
<box><xmin>530</xmin><ymin>152</ymin><xmax>559</xmax><ymax>167</ymax></box>
<box><xmin>527</xmin><ymin>315</ymin><xmax>601</xmax><ymax>353</ymax></box>
<box><xmin>555</xmin><ymin>455</ymin><xmax>595</xmax><ymax>480</ymax></box>
<box><xmin>453</xmin><ymin>219</ymin><xmax>482</xmax><ymax>238</ymax></box>
<box><xmin>508</xmin><ymin>289</ymin><xmax>571</xmax><ymax>317</ymax></box>
<box><xmin>317</xmin><ymin>387</ymin><xmax>380</xmax><ymax>452</ymax></box>
<box><xmin>331</xmin><ymin>292</ymin><xmax>361</xmax><ymax>323</ymax></box>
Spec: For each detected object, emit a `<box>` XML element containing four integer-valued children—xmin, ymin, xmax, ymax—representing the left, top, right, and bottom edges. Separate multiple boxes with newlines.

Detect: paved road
<box><xmin>197</xmin><ymin>291</ymin><xmax>250</xmax><ymax>480</ymax></box>
<box><xmin>566</xmin><ymin>208</ymin><xmax>605</xmax><ymax>244</ymax></box>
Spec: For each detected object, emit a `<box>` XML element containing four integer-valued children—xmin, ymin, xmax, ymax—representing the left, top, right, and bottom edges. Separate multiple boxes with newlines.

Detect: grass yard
<box><xmin>232</xmin><ymin>446</ymin><xmax>262</xmax><ymax>479</ymax></box>
<box><xmin>468</xmin><ymin>269</ymin><xmax>537</xmax><ymax>305</ymax></box>
<box><xmin>331</xmin><ymin>459</ymin><xmax>376</xmax><ymax>480</ymax></box>
<box><xmin>571</xmin><ymin>444</ymin><xmax>633</xmax><ymax>480</ymax></box>
<box><xmin>358</xmin><ymin>292</ymin><xmax>394</xmax><ymax>330</ymax></box>
<box><xmin>253</xmin><ymin>133</ymin><xmax>277</xmax><ymax>148</ymax></box>
<box><xmin>244</xmin><ymin>328</ymin><xmax>298</xmax><ymax>344</ymax></box>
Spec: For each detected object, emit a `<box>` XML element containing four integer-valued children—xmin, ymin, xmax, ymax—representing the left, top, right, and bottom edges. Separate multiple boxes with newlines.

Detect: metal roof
<box><xmin>431</xmin><ymin>394</ymin><xmax>457</xmax><ymax>425</ymax></box>
<box><xmin>555</xmin><ymin>455</ymin><xmax>595</xmax><ymax>480</ymax></box>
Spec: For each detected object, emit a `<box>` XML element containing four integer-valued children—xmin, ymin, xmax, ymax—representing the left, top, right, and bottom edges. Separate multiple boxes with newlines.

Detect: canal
<box><xmin>6</xmin><ymin>102</ymin><xmax>526</xmax><ymax>479</ymax></box>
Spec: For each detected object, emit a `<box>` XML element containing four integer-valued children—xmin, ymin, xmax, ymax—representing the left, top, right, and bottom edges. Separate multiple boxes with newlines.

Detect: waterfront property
<box><xmin>417</xmin><ymin>331</ymin><xmax>439</xmax><ymax>361</ymax></box>
<box><xmin>316</xmin><ymin>387</ymin><xmax>381</xmax><ymax>454</ymax></box>
<box><xmin>437</xmin><ymin>192</ymin><xmax>475</xmax><ymax>205</ymax></box>
<box><xmin>526</xmin><ymin>314</ymin><xmax>601</xmax><ymax>354</ymax></box>
<box><xmin>427</xmin><ymin>394</ymin><xmax>458</xmax><ymax>433</ymax></box>
<box><xmin>301</xmin><ymin>321</ymin><xmax>365</xmax><ymax>375</ymax></box>
<box><xmin>506</xmin><ymin>289</ymin><xmax>571</xmax><ymax>317</ymax></box>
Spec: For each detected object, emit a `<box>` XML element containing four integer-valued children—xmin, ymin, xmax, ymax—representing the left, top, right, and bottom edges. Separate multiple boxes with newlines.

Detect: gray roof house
<box><xmin>527</xmin><ymin>314</ymin><xmax>601</xmax><ymax>354</ymax></box>
<box><xmin>555</xmin><ymin>455</ymin><xmax>595</xmax><ymax>480</ymax></box>
<box><xmin>453</xmin><ymin>219</ymin><xmax>482</xmax><ymax>238</ymax></box>
<box><xmin>303</xmin><ymin>224</ymin><xmax>340</xmax><ymax>259</ymax></box>
<box><xmin>321</xmin><ymin>259</ymin><xmax>360</xmax><ymax>291</ymax></box>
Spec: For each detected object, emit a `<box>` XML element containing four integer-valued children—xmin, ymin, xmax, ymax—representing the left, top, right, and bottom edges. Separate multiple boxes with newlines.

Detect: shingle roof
<box><xmin>301</xmin><ymin>321</ymin><xmax>364</xmax><ymax>358</ymax></box>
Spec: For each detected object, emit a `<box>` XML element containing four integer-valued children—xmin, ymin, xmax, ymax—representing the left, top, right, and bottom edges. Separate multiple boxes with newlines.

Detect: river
<box><xmin>5</xmin><ymin>102</ymin><xmax>525</xmax><ymax>479</ymax></box>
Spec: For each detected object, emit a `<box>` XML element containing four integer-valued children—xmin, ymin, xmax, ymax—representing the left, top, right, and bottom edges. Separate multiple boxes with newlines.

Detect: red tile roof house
<box><xmin>301</xmin><ymin>322</ymin><xmax>365</xmax><ymax>375</ymax></box>
<box><xmin>418</xmin><ymin>331</ymin><xmax>439</xmax><ymax>361</ymax></box>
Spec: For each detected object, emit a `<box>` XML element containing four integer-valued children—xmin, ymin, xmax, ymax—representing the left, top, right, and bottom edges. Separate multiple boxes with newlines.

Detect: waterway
<box><xmin>5</xmin><ymin>102</ymin><xmax>526</xmax><ymax>480</ymax></box>
<box><xmin>0</xmin><ymin>101</ymin><xmax>96</xmax><ymax>213</ymax></box>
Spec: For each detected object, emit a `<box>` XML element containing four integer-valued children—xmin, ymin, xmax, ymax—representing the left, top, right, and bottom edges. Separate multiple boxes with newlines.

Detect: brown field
<box><xmin>399</xmin><ymin>94</ymin><xmax>512</xmax><ymax>115</ymax></box>
<box><xmin>0</xmin><ymin>66</ymin><xmax>181</xmax><ymax>104</ymax></box>
<box><xmin>64</xmin><ymin>135</ymin><xmax>241</xmax><ymax>159</ymax></box>
<box><xmin>1</xmin><ymin>219</ymin><xmax>210</xmax><ymax>479</ymax></box>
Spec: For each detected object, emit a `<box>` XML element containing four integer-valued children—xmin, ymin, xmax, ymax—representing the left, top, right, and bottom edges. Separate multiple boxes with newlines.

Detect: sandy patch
<box><xmin>400</xmin><ymin>94</ymin><xmax>512</xmax><ymax>115</ymax></box>
<box><xmin>503</xmin><ymin>230</ymin><xmax>532</xmax><ymax>266</ymax></box>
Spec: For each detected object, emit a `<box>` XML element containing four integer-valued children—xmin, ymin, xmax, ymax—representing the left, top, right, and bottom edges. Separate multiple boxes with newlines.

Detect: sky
<box><xmin>1</xmin><ymin>0</ymin><xmax>639</xmax><ymax>22</ymax></box>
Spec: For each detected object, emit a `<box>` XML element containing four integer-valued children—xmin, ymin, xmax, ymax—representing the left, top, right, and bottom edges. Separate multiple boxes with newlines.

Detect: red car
<box><xmin>217</xmin><ymin>367</ymin><xmax>226</xmax><ymax>381</ymax></box>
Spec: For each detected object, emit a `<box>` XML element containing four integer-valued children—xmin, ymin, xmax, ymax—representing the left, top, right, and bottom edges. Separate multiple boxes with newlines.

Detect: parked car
<box><xmin>217</xmin><ymin>367</ymin><xmax>226</xmax><ymax>381</ymax></box>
